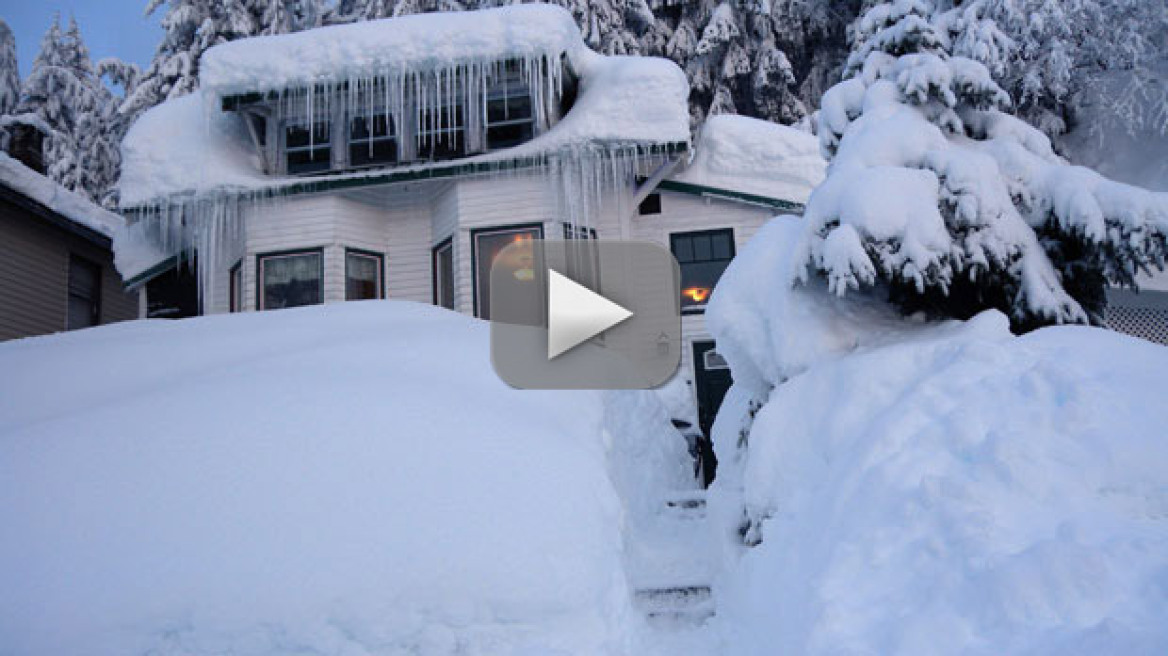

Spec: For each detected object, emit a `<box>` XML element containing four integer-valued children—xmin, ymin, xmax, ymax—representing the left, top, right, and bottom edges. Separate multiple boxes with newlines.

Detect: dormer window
<box><xmin>349</xmin><ymin>113</ymin><xmax>397</xmax><ymax>168</ymax></box>
<box><xmin>284</xmin><ymin>120</ymin><xmax>331</xmax><ymax>174</ymax></box>
<box><xmin>486</xmin><ymin>67</ymin><xmax>534</xmax><ymax>151</ymax></box>
<box><xmin>417</xmin><ymin>102</ymin><xmax>467</xmax><ymax>161</ymax></box>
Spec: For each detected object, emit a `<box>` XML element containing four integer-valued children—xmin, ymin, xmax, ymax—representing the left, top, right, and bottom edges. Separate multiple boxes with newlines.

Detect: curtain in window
<box><xmin>262</xmin><ymin>253</ymin><xmax>322</xmax><ymax>309</ymax></box>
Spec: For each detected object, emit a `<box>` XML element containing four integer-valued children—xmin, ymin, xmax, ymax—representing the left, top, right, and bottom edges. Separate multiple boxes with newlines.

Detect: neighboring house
<box><xmin>113</xmin><ymin>5</ymin><xmax>824</xmax><ymax>436</ymax></box>
<box><xmin>0</xmin><ymin>153</ymin><xmax>138</xmax><ymax>341</ymax></box>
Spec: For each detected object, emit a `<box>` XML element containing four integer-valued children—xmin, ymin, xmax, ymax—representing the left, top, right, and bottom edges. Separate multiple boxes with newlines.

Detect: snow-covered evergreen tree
<box><xmin>800</xmin><ymin>0</ymin><xmax>1168</xmax><ymax>329</ymax></box>
<box><xmin>0</xmin><ymin>20</ymin><xmax>18</xmax><ymax>117</ymax></box>
<box><xmin>14</xmin><ymin>15</ymin><xmax>120</xmax><ymax>201</ymax></box>
<box><xmin>931</xmin><ymin>0</ymin><xmax>1165</xmax><ymax>140</ymax></box>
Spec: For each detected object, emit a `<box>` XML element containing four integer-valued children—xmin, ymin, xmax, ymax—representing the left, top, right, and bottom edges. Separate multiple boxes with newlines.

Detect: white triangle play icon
<box><xmin>547</xmin><ymin>269</ymin><xmax>634</xmax><ymax>359</ymax></box>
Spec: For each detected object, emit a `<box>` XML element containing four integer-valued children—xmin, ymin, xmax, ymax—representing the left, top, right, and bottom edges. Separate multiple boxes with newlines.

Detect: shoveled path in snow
<box><xmin>627</xmin><ymin>489</ymin><xmax>722</xmax><ymax>655</ymax></box>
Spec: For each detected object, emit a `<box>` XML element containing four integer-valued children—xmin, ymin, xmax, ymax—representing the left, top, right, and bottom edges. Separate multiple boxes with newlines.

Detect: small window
<box><xmin>229</xmin><ymin>261</ymin><xmax>242</xmax><ymax>312</ymax></box>
<box><xmin>473</xmin><ymin>225</ymin><xmax>542</xmax><ymax>320</ymax></box>
<box><xmin>562</xmin><ymin>223</ymin><xmax>600</xmax><ymax>291</ymax></box>
<box><xmin>349</xmin><ymin>113</ymin><xmax>397</xmax><ymax>168</ymax></box>
<box><xmin>284</xmin><ymin>120</ymin><xmax>331</xmax><ymax>174</ymax></box>
<box><xmin>67</xmin><ymin>255</ymin><xmax>101</xmax><ymax>330</ymax></box>
<box><xmin>258</xmin><ymin>250</ymin><xmax>323</xmax><ymax>310</ymax></box>
<box><xmin>638</xmin><ymin>193</ymin><xmax>662</xmax><ymax>216</ymax></box>
<box><xmin>346</xmin><ymin>250</ymin><xmax>384</xmax><ymax>300</ymax></box>
<box><xmin>670</xmin><ymin>229</ymin><xmax>735</xmax><ymax>312</ymax></box>
<box><xmin>485</xmin><ymin>62</ymin><xmax>535</xmax><ymax>151</ymax></box>
<box><xmin>433</xmin><ymin>239</ymin><xmax>454</xmax><ymax>310</ymax></box>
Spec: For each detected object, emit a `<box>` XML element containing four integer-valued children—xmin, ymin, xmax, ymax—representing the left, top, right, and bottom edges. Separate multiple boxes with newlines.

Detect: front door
<box><xmin>692</xmin><ymin>340</ymin><xmax>732</xmax><ymax>439</ymax></box>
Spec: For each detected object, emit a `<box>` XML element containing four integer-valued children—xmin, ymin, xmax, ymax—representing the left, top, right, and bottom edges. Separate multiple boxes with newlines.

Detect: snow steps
<box><xmin>634</xmin><ymin>585</ymin><xmax>715</xmax><ymax>626</ymax></box>
<box><xmin>661</xmin><ymin>491</ymin><xmax>707</xmax><ymax>519</ymax></box>
<box><xmin>629</xmin><ymin>491</ymin><xmax>717</xmax><ymax>628</ymax></box>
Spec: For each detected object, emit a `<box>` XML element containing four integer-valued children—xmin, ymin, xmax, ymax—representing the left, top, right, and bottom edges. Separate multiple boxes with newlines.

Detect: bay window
<box><xmin>258</xmin><ymin>250</ymin><xmax>323</xmax><ymax>310</ymax></box>
<box><xmin>473</xmin><ymin>224</ymin><xmax>542</xmax><ymax>320</ymax></box>
<box><xmin>345</xmin><ymin>249</ymin><xmax>384</xmax><ymax>301</ymax></box>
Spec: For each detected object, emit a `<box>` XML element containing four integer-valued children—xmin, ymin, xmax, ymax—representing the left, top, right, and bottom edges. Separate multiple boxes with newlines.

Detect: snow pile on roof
<box><xmin>118</xmin><ymin>6</ymin><xmax>689</xmax><ymax>209</ymax></box>
<box><xmin>118</xmin><ymin>90</ymin><xmax>261</xmax><ymax>208</ymax></box>
<box><xmin>0</xmin><ymin>301</ymin><xmax>693</xmax><ymax>655</ymax></box>
<box><xmin>201</xmin><ymin>4</ymin><xmax>582</xmax><ymax>97</ymax></box>
<box><xmin>0</xmin><ymin>153</ymin><xmax>122</xmax><ymax>237</ymax></box>
<box><xmin>707</xmin><ymin>217</ymin><xmax>1168</xmax><ymax>653</ymax></box>
<box><xmin>672</xmin><ymin>115</ymin><xmax>827</xmax><ymax>204</ymax></box>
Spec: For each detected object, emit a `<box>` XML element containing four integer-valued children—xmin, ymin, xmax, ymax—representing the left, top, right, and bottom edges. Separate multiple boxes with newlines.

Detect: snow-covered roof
<box><xmin>200</xmin><ymin>4</ymin><xmax>582</xmax><ymax>98</ymax></box>
<box><xmin>118</xmin><ymin>6</ymin><xmax>690</xmax><ymax>208</ymax></box>
<box><xmin>670</xmin><ymin>115</ymin><xmax>826</xmax><ymax>205</ymax></box>
<box><xmin>0</xmin><ymin>153</ymin><xmax>123</xmax><ymax>239</ymax></box>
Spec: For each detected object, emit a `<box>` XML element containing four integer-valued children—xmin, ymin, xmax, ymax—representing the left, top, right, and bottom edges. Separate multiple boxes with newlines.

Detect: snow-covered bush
<box><xmin>803</xmin><ymin>0</ymin><xmax>1168</xmax><ymax>328</ymax></box>
<box><xmin>707</xmin><ymin>214</ymin><xmax>1168</xmax><ymax>654</ymax></box>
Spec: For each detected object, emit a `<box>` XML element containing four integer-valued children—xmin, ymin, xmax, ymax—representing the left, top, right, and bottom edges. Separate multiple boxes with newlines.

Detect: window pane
<box><xmin>262</xmin><ymin>253</ymin><xmax>322</xmax><ymax>310</ymax></box>
<box><xmin>230</xmin><ymin>265</ymin><xmax>242</xmax><ymax>312</ymax></box>
<box><xmin>287</xmin><ymin>146</ymin><xmax>331</xmax><ymax>174</ymax></box>
<box><xmin>285</xmin><ymin>122</ymin><xmax>329</xmax><ymax>149</ymax></box>
<box><xmin>474</xmin><ymin>228</ymin><xmax>540</xmax><ymax>320</ymax></box>
<box><xmin>487</xmin><ymin>96</ymin><xmax>532</xmax><ymax>123</ymax></box>
<box><xmin>346</xmin><ymin>253</ymin><xmax>381</xmax><ymax>301</ymax></box>
<box><xmin>486</xmin><ymin>122</ymin><xmax>534</xmax><ymax>150</ymax></box>
<box><xmin>712</xmin><ymin>232</ymin><xmax>733</xmax><ymax>260</ymax></box>
<box><xmin>692</xmin><ymin>234</ymin><xmax>712</xmax><ymax>261</ymax></box>
<box><xmin>350</xmin><ymin>138</ymin><xmax>397</xmax><ymax>167</ymax></box>
<box><xmin>434</xmin><ymin>243</ymin><xmax>454</xmax><ymax>310</ymax></box>
<box><xmin>672</xmin><ymin>236</ymin><xmax>694</xmax><ymax>263</ymax></box>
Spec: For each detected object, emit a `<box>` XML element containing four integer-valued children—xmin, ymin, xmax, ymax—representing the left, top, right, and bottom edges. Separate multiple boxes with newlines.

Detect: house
<box><xmin>0</xmin><ymin>152</ymin><xmax>139</xmax><ymax>341</ymax></box>
<box><xmin>112</xmin><ymin>4</ymin><xmax>824</xmax><ymax>436</ymax></box>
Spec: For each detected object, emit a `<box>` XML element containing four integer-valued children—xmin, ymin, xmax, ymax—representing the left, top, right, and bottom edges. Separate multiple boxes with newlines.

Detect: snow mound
<box><xmin>200</xmin><ymin>5</ymin><xmax>583</xmax><ymax>98</ymax></box>
<box><xmin>0</xmin><ymin>301</ymin><xmax>691</xmax><ymax>656</ymax></box>
<box><xmin>0</xmin><ymin>153</ymin><xmax>123</xmax><ymax>237</ymax></box>
<box><xmin>672</xmin><ymin>115</ymin><xmax>826</xmax><ymax>204</ymax></box>
<box><xmin>707</xmin><ymin>219</ymin><xmax>1168</xmax><ymax>654</ymax></box>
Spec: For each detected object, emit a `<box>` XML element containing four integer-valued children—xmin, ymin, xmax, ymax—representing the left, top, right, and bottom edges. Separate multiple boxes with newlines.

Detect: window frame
<box><xmin>485</xmin><ymin>65</ymin><xmax>535</xmax><ymax>151</ymax></box>
<box><xmin>432</xmin><ymin>237</ymin><xmax>455</xmax><ymax>310</ymax></box>
<box><xmin>669</xmin><ymin>228</ymin><xmax>736</xmax><ymax>315</ymax></box>
<box><xmin>470</xmin><ymin>223</ymin><xmax>544</xmax><ymax>319</ymax></box>
<box><xmin>281</xmin><ymin>118</ymin><xmax>333</xmax><ymax>175</ymax></box>
<box><xmin>229</xmin><ymin>260</ymin><xmax>243</xmax><ymax>313</ymax></box>
<box><xmin>416</xmin><ymin>96</ymin><xmax>468</xmax><ymax>161</ymax></box>
<box><xmin>344</xmin><ymin>248</ymin><xmax>385</xmax><ymax>301</ymax></box>
<box><xmin>346</xmin><ymin>108</ymin><xmax>398</xmax><ymax>169</ymax></box>
<box><xmin>66</xmin><ymin>254</ymin><xmax>101</xmax><ymax>330</ymax></box>
<box><xmin>256</xmin><ymin>247</ymin><xmax>325</xmax><ymax>311</ymax></box>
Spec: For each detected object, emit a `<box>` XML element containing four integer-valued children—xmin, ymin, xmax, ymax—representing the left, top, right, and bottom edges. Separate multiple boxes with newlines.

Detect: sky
<box><xmin>2</xmin><ymin>0</ymin><xmax>163</xmax><ymax>78</ymax></box>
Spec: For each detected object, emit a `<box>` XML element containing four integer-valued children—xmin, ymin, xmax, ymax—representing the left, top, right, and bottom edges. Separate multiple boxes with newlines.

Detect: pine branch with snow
<box><xmin>798</xmin><ymin>0</ymin><xmax>1168</xmax><ymax>329</ymax></box>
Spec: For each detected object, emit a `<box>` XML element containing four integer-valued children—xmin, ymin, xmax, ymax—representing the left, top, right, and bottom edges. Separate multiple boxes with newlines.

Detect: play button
<box><xmin>489</xmin><ymin>239</ymin><xmax>680</xmax><ymax>389</ymax></box>
<box><xmin>547</xmin><ymin>269</ymin><xmax>634</xmax><ymax>359</ymax></box>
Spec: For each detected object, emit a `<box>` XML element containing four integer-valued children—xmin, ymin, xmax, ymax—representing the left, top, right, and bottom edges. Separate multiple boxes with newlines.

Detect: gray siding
<box><xmin>0</xmin><ymin>193</ymin><xmax>138</xmax><ymax>342</ymax></box>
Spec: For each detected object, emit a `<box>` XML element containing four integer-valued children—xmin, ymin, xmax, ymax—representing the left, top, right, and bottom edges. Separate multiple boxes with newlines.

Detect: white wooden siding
<box><xmin>627</xmin><ymin>191</ymin><xmax>772</xmax><ymax>390</ymax></box>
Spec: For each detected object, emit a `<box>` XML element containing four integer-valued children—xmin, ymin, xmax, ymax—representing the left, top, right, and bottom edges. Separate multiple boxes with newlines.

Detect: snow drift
<box><xmin>0</xmin><ymin>301</ymin><xmax>692</xmax><ymax>656</ymax></box>
<box><xmin>707</xmin><ymin>216</ymin><xmax>1168</xmax><ymax>654</ymax></box>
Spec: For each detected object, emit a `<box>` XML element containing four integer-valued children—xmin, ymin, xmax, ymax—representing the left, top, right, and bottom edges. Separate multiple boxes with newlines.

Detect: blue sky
<box><xmin>2</xmin><ymin>0</ymin><xmax>163</xmax><ymax>78</ymax></box>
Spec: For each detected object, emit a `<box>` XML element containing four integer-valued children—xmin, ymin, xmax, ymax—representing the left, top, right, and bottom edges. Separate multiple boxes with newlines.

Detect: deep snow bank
<box><xmin>0</xmin><ymin>301</ymin><xmax>691</xmax><ymax>655</ymax></box>
<box><xmin>707</xmin><ymin>217</ymin><xmax>1168</xmax><ymax>654</ymax></box>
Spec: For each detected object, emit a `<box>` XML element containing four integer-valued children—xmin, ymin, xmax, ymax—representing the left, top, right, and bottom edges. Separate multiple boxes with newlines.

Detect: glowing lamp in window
<box><xmin>683</xmin><ymin>286</ymin><xmax>711</xmax><ymax>304</ymax></box>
